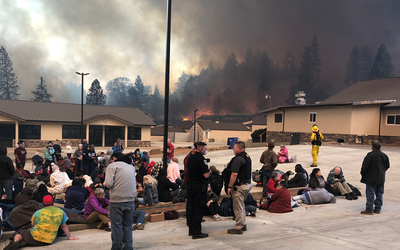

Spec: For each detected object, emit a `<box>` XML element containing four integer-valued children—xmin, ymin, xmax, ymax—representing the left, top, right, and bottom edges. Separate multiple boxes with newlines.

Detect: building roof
<box><xmin>252</xmin><ymin>116</ymin><xmax>267</xmax><ymax>125</ymax></box>
<box><xmin>320</xmin><ymin>77</ymin><xmax>400</xmax><ymax>107</ymax></box>
<box><xmin>197</xmin><ymin>113</ymin><xmax>258</xmax><ymax>123</ymax></box>
<box><xmin>197</xmin><ymin>121</ymin><xmax>250</xmax><ymax>131</ymax></box>
<box><xmin>177</xmin><ymin>120</ymin><xmax>194</xmax><ymax>130</ymax></box>
<box><xmin>260</xmin><ymin>77</ymin><xmax>400</xmax><ymax>113</ymax></box>
<box><xmin>0</xmin><ymin>99</ymin><xmax>155</xmax><ymax>126</ymax></box>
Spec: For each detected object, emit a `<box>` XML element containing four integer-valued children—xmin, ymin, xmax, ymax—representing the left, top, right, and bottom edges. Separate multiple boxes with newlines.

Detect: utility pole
<box><xmin>163</xmin><ymin>0</ymin><xmax>172</xmax><ymax>170</ymax></box>
<box><xmin>76</xmin><ymin>72</ymin><xmax>90</xmax><ymax>144</ymax></box>
<box><xmin>193</xmin><ymin>109</ymin><xmax>198</xmax><ymax>143</ymax></box>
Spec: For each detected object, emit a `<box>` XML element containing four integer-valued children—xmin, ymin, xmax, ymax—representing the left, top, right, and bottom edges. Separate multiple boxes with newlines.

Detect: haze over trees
<box><xmin>0</xmin><ymin>46</ymin><xmax>20</xmax><ymax>100</ymax></box>
<box><xmin>86</xmin><ymin>79</ymin><xmax>106</xmax><ymax>105</ymax></box>
<box><xmin>368</xmin><ymin>44</ymin><xmax>395</xmax><ymax>80</ymax></box>
<box><xmin>31</xmin><ymin>76</ymin><xmax>53</xmax><ymax>102</ymax></box>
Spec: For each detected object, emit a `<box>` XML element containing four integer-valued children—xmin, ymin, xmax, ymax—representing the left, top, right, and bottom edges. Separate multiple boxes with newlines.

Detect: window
<box><xmin>309</xmin><ymin>112</ymin><xmax>317</xmax><ymax>123</ymax></box>
<box><xmin>19</xmin><ymin>125</ymin><xmax>41</xmax><ymax>139</ymax></box>
<box><xmin>128</xmin><ymin>127</ymin><xmax>141</xmax><ymax>140</ymax></box>
<box><xmin>62</xmin><ymin>125</ymin><xmax>86</xmax><ymax>139</ymax></box>
<box><xmin>275</xmin><ymin>113</ymin><xmax>283</xmax><ymax>123</ymax></box>
<box><xmin>386</xmin><ymin>115</ymin><xmax>400</xmax><ymax>125</ymax></box>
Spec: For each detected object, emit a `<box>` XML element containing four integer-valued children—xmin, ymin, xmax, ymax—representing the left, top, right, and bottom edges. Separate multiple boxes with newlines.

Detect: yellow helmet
<box><xmin>312</xmin><ymin>124</ymin><xmax>319</xmax><ymax>132</ymax></box>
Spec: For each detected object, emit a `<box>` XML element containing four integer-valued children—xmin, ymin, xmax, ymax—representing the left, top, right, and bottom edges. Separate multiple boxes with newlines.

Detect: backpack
<box><xmin>221</xmin><ymin>166</ymin><xmax>232</xmax><ymax>195</ymax></box>
<box><xmin>219</xmin><ymin>197</ymin><xmax>234</xmax><ymax>217</ymax></box>
<box><xmin>252</xmin><ymin>169</ymin><xmax>262</xmax><ymax>182</ymax></box>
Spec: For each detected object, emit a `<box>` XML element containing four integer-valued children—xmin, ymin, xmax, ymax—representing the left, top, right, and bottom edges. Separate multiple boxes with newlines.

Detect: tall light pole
<box><xmin>162</xmin><ymin>0</ymin><xmax>172</xmax><ymax>170</ymax></box>
<box><xmin>193</xmin><ymin>109</ymin><xmax>198</xmax><ymax>143</ymax></box>
<box><xmin>265</xmin><ymin>94</ymin><xmax>272</xmax><ymax>109</ymax></box>
<box><xmin>76</xmin><ymin>72</ymin><xmax>89</xmax><ymax>144</ymax></box>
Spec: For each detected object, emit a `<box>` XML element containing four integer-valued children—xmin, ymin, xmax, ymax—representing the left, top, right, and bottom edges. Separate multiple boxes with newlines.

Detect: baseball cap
<box><xmin>43</xmin><ymin>195</ymin><xmax>53</xmax><ymax>205</ymax></box>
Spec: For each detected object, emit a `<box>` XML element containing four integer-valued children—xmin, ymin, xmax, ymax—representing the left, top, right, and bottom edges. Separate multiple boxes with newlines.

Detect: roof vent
<box><xmin>295</xmin><ymin>91</ymin><xmax>306</xmax><ymax>105</ymax></box>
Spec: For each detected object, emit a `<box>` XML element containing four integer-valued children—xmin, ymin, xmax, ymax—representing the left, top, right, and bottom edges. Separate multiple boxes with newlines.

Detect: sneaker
<box><xmin>249</xmin><ymin>212</ymin><xmax>256</xmax><ymax>217</ymax></box>
<box><xmin>137</xmin><ymin>223</ymin><xmax>145</xmax><ymax>230</ymax></box>
<box><xmin>293</xmin><ymin>202</ymin><xmax>300</xmax><ymax>208</ymax></box>
<box><xmin>104</xmin><ymin>226</ymin><xmax>111</xmax><ymax>231</ymax></box>
<box><xmin>373</xmin><ymin>210</ymin><xmax>381</xmax><ymax>214</ymax></box>
<box><xmin>227</xmin><ymin>228</ymin><xmax>243</xmax><ymax>234</ymax></box>
<box><xmin>4</xmin><ymin>240</ymin><xmax>27</xmax><ymax>250</ymax></box>
<box><xmin>216</xmin><ymin>214</ymin><xmax>222</xmax><ymax>220</ymax></box>
<box><xmin>360</xmin><ymin>210</ymin><xmax>374</xmax><ymax>215</ymax></box>
<box><xmin>351</xmin><ymin>193</ymin><xmax>358</xmax><ymax>200</ymax></box>
<box><xmin>132</xmin><ymin>224</ymin><xmax>138</xmax><ymax>231</ymax></box>
<box><xmin>242</xmin><ymin>225</ymin><xmax>247</xmax><ymax>231</ymax></box>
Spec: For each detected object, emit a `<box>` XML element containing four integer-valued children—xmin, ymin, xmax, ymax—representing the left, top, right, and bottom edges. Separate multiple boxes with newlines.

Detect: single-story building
<box><xmin>260</xmin><ymin>77</ymin><xmax>400</xmax><ymax>144</ymax></box>
<box><xmin>0</xmin><ymin>99</ymin><xmax>155</xmax><ymax>148</ymax></box>
<box><xmin>188</xmin><ymin>121</ymin><xmax>252</xmax><ymax>143</ymax></box>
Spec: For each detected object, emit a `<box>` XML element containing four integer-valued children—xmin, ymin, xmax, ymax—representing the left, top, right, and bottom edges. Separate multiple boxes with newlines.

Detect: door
<box><xmin>89</xmin><ymin>126</ymin><xmax>103</xmax><ymax>147</ymax></box>
<box><xmin>0</xmin><ymin>124</ymin><xmax>15</xmax><ymax>147</ymax></box>
<box><xmin>105</xmin><ymin>126</ymin><xmax>125</xmax><ymax>147</ymax></box>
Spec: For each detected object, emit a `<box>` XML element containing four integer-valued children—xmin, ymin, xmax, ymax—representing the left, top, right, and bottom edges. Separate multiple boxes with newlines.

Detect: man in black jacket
<box><xmin>186</xmin><ymin>142</ymin><xmax>210</xmax><ymax>239</ymax></box>
<box><xmin>360</xmin><ymin>140</ymin><xmax>390</xmax><ymax>215</ymax></box>
<box><xmin>0</xmin><ymin>146</ymin><xmax>15</xmax><ymax>199</ymax></box>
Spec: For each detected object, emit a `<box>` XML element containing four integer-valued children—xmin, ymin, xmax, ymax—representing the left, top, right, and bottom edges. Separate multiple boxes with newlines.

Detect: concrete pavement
<box><xmin>2</xmin><ymin>144</ymin><xmax>400</xmax><ymax>249</ymax></box>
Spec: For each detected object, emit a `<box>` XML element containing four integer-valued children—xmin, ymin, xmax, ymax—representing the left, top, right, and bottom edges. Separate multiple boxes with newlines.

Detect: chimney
<box><xmin>295</xmin><ymin>91</ymin><xmax>306</xmax><ymax>105</ymax></box>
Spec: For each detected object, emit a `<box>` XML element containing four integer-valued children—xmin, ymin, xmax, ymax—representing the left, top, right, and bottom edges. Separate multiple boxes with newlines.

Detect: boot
<box><xmin>345</xmin><ymin>193</ymin><xmax>353</xmax><ymax>200</ymax></box>
<box><xmin>350</xmin><ymin>192</ymin><xmax>358</xmax><ymax>200</ymax></box>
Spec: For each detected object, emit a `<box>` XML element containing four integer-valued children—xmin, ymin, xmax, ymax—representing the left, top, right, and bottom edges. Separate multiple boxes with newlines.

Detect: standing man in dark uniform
<box><xmin>227</xmin><ymin>141</ymin><xmax>252</xmax><ymax>234</ymax></box>
<box><xmin>186</xmin><ymin>142</ymin><xmax>210</xmax><ymax>239</ymax></box>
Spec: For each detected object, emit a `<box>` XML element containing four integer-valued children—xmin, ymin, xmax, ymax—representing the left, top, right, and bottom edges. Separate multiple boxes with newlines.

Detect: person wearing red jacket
<box><xmin>266</xmin><ymin>171</ymin><xmax>281</xmax><ymax>197</ymax></box>
<box><xmin>267</xmin><ymin>181</ymin><xmax>292</xmax><ymax>213</ymax></box>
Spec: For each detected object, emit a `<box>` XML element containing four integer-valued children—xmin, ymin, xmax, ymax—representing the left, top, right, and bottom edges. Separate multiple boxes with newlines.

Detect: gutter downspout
<box><xmin>378</xmin><ymin>105</ymin><xmax>383</xmax><ymax>142</ymax></box>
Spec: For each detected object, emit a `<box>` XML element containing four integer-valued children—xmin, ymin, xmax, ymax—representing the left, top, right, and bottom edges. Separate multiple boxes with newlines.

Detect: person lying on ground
<box><xmin>292</xmin><ymin>188</ymin><xmax>336</xmax><ymax>205</ymax></box>
<box><xmin>4</xmin><ymin>195</ymin><xmax>78</xmax><ymax>250</ymax></box>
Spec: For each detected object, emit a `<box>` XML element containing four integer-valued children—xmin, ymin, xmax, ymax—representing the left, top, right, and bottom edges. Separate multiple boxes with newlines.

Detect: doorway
<box><xmin>105</xmin><ymin>126</ymin><xmax>125</xmax><ymax>147</ymax></box>
<box><xmin>0</xmin><ymin>124</ymin><xmax>15</xmax><ymax>147</ymax></box>
<box><xmin>89</xmin><ymin>126</ymin><xmax>103</xmax><ymax>147</ymax></box>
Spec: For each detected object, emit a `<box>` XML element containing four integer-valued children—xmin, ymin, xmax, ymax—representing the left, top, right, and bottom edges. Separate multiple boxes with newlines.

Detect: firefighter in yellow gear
<box><xmin>310</xmin><ymin>124</ymin><xmax>324</xmax><ymax>167</ymax></box>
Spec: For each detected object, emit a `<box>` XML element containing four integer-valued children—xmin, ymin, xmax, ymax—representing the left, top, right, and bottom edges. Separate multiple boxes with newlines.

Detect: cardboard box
<box><xmin>149</xmin><ymin>212</ymin><xmax>165</xmax><ymax>223</ymax></box>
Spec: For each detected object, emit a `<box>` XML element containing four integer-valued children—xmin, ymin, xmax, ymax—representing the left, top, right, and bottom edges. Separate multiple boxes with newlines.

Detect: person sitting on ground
<box><xmin>277</xmin><ymin>145</ymin><xmax>290</xmax><ymax>163</ymax></box>
<box><xmin>205</xmin><ymin>184</ymin><xmax>221</xmax><ymax>221</ymax></box>
<box><xmin>287</xmin><ymin>164</ymin><xmax>309</xmax><ymax>188</ymax></box>
<box><xmin>244</xmin><ymin>193</ymin><xmax>258</xmax><ymax>217</ymax></box>
<box><xmin>138</xmin><ymin>175</ymin><xmax>158</xmax><ymax>206</ymax></box>
<box><xmin>36</xmin><ymin>164</ymin><xmax>50</xmax><ymax>184</ymax></box>
<box><xmin>142</xmin><ymin>151</ymin><xmax>150</xmax><ymax>164</ymax></box>
<box><xmin>156</xmin><ymin>169</ymin><xmax>179</xmax><ymax>202</ymax></box>
<box><xmin>12</xmin><ymin>169</ymin><xmax>24</xmax><ymax>198</ymax></box>
<box><xmin>327</xmin><ymin>166</ymin><xmax>358</xmax><ymax>200</ymax></box>
<box><xmin>266</xmin><ymin>171</ymin><xmax>281</xmax><ymax>198</ymax></box>
<box><xmin>132</xmin><ymin>197</ymin><xmax>146</xmax><ymax>231</ymax></box>
<box><xmin>31</xmin><ymin>152</ymin><xmax>43</xmax><ymax>173</ymax></box>
<box><xmin>209</xmin><ymin>165</ymin><xmax>223</xmax><ymax>197</ymax></box>
<box><xmin>32</xmin><ymin>183</ymin><xmax>51</xmax><ymax>203</ymax></box>
<box><xmin>25</xmin><ymin>174</ymin><xmax>39</xmax><ymax>193</ymax></box>
<box><xmin>15</xmin><ymin>186</ymin><xmax>33</xmax><ymax>206</ymax></box>
<box><xmin>64</xmin><ymin>178</ymin><xmax>89</xmax><ymax>211</ymax></box>
<box><xmin>112</xmin><ymin>142</ymin><xmax>120</xmax><ymax>154</ymax></box>
<box><xmin>263</xmin><ymin>181</ymin><xmax>293</xmax><ymax>213</ymax></box>
<box><xmin>292</xmin><ymin>188</ymin><xmax>336</xmax><ymax>205</ymax></box>
<box><xmin>59</xmin><ymin>164</ymin><xmax>72</xmax><ymax>188</ymax></box>
<box><xmin>4</xmin><ymin>195</ymin><xmax>78</xmax><ymax>250</ymax></box>
<box><xmin>84</xmin><ymin>188</ymin><xmax>111</xmax><ymax>231</ymax></box>
<box><xmin>308</xmin><ymin>168</ymin><xmax>326</xmax><ymax>190</ymax></box>
<box><xmin>47</xmin><ymin>164</ymin><xmax>66</xmax><ymax>195</ymax></box>
<box><xmin>15</xmin><ymin>163</ymin><xmax>30</xmax><ymax>179</ymax></box>
<box><xmin>167</xmin><ymin>157</ymin><xmax>182</xmax><ymax>185</ymax></box>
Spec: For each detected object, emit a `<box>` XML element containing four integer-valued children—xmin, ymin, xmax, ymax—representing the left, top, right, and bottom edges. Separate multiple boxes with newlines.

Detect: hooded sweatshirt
<box><xmin>33</xmin><ymin>184</ymin><xmax>52</xmax><ymax>203</ymax></box>
<box><xmin>287</xmin><ymin>164</ymin><xmax>309</xmax><ymax>188</ymax></box>
<box><xmin>0</xmin><ymin>146</ymin><xmax>15</xmax><ymax>180</ymax></box>
<box><xmin>15</xmin><ymin>186</ymin><xmax>33</xmax><ymax>206</ymax></box>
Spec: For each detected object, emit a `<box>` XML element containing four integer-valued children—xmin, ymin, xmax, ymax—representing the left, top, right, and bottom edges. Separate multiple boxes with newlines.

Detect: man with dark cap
<box><xmin>186</xmin><ymin>142</ymin><xmax>210</xmax><ymax>239</ymax></box>
<box><xmin>259</xmin><ymin>142</ymin><xmax>277</xmax><ymax>197</ymax></box>
<box><xmin>360</xmin><ymin>140</ymin><xmax>390</xmax><ymax>215</ymax></box>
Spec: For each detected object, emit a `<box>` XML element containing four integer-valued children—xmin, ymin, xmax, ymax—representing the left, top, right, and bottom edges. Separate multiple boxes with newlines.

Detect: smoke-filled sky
<box><xmin>1</xmin><ymin>0</ymin><xmax>400</xmax><ymax>103</ymax></box>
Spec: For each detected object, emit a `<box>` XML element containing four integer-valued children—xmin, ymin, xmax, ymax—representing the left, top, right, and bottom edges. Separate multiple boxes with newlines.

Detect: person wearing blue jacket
<box><xmin>83</xmin><ymin>145</ymin><xmax>97</xmax><ymax>176</ymax></box>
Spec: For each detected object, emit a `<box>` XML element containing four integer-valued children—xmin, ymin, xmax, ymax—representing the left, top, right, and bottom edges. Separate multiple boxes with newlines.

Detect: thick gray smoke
<box><xmin>0</xmin><ymin>0</ymin><xmax>399</xmax><ymax>102</ymax></box>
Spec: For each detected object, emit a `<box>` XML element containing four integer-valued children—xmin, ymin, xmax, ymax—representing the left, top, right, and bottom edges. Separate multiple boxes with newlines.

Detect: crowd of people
<box><xmin>0</xmin><ymin>133</ymin><xmax>391</xmax><ymax>248</ymax></box>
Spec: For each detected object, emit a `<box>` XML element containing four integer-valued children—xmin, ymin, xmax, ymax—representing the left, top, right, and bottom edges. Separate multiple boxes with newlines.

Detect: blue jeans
<box><xmin>0</xmin><ymin>180</ymin><xmax>13</xmax><ymax>199</ymax></box>
<box><xmin>138</xmin><ymin>185</ymin><xmax>158</xmax><ymax>206</ymax></box>
<box><xmin>245</xmin><ymin>205</ymin><xmax>257</xmax><ymax>214</ymax></box>
<box><xmin>133</xmin><ymin>210</ymin><xmax>145</xmax><ymax>224</ymax></box>
<box><xmin>365</xmin><ymin>184</ymin><xmax>384</xmax><ymax>212</ymax></box>
<box><xmin>110</xmin><ymin>201</ymin><xmax>135</xmax><ymax>250</ymax></box>
<box><xmin>262</xmin><ymin>169</ymin><xmax>273</xmax><ymax>197</ymax></box>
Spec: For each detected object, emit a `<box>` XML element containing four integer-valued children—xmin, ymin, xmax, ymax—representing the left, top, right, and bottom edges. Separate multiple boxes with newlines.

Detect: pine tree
<box><xmin>0</xmin><ymin>46</ymin><xmax>20</xmax><ymax>100</ymax></box>
<box><xmin>149</xmin><ymin>84</ymin><xmax>164</xmax><ymax>119</ymax></box>
<box><xmin>31</xmin><ymin>77</ymin><xmax>53</xmax><ymax>102</ymax></box>
<box><xmin>344</xmin><ymin>45</ymin><xmax>360</xmax><ymax>86</ymax></box>
<box><xmin>359</xmin><ymin>46</ymin><xmax>374</xmax><ymax>81</ymax></box>
<box><xmin>368</xmin><ymin>43</ymin><xmax>395</xmax><ymax>80</ymax></box>
<box><xmin>86</xmin><ymin>79</ymin><xmax>106</xmax><ymax>105</ymax></box>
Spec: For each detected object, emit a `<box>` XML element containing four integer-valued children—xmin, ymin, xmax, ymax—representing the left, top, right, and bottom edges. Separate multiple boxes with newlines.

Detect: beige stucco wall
<box><xmin>380</xmin><ymin>108</ymin><xmax>400</xmax><ymax>136</ymax></box>
<box><xmin>0</xmin><ymin>113</ymin><xmax>18</xmax><ymax>123</ymax></box>
<box><xmin>208</xmin><ymin>130</ymin><xmax>252</xmax><ymax>142</ymax></box>
<box><xmin>22</xmin><ymin>122</ymin><xmax>63</xmax><ymax>140</ymax></box>
<box><xmin>349</xmin><ymin>105</ymin><xmax>381</xmax><ymax>135</ymax></box>
<box><xmin>141</xmin><ymin>126</ymin><xmax>151</xmax><ymax>141</ymax></box>
<box><xmin>86</xmin><ymin>117</ymin><xmax>127</xmax><ymax>126</ymax></box>
<box><xmin>266</xmin><ymin>110</ymin><xmax>284</xmax><ymax>132</ymax></box>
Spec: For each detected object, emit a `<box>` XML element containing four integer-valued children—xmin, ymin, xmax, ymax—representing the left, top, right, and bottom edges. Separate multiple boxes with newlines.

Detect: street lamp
<box><xmin>76</xmin><ymin>72</ymin><xmax>90</xmax><ymax>144</ymax></box>
<box><xmin>265</xmin><ymin>94</ymin><xmax>272</xmax><ymax>109</ymax></box>
<box><xmin>193</xmin><ymin>109</ymin><xmax>198</xmax><ymax>143</ymax></box>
